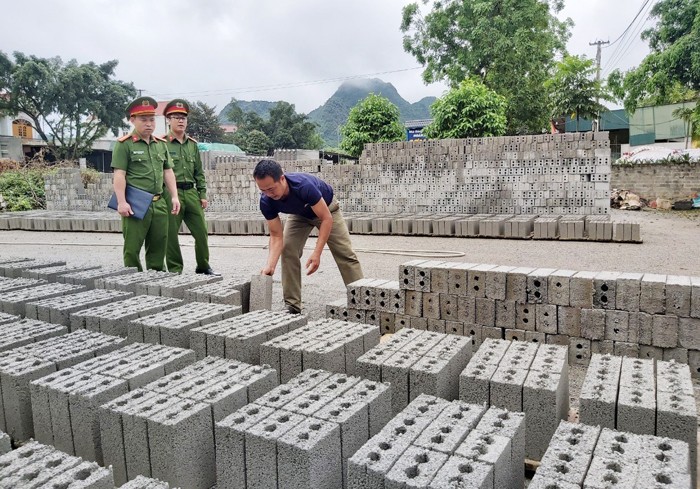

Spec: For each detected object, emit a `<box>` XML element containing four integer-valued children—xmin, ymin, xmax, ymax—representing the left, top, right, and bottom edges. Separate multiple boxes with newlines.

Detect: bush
<box><xmin>0</xmin><ymin>169</ymin><xmax>47</xmax><ymax>211</ymax></box>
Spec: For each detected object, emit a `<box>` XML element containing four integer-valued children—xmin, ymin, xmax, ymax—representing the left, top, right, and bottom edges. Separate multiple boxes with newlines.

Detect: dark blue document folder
<box><xmin>107</xmin><ymin>185</ymin><xmax>155</xmax><ymax>220</ymax></box>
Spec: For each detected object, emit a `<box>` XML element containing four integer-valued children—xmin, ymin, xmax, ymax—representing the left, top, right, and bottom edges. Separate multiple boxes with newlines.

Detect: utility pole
<box><xmin>137</xmin><ymin>88</ymin><xmax>144</xmax><ymax>97</ymax></box>
<box><xmin>589</xmin><ymin>40</ymin><xmax>609</xmax><ymax>132</ymax></box>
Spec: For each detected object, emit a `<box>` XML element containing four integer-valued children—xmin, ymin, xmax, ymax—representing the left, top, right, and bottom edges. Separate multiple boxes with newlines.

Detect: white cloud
<box><xmin>3</xmin><ymin>0</ymin><xmax>652</xmax><ymax>114</ymax></box>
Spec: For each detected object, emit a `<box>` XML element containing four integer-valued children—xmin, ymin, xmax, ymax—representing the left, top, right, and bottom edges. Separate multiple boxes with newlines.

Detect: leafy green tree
<box><xmin>423</xmin><ymin>78</ymin><xmax>506</xmax><ymax>139</ymax></box>
<box><xmin>608</xmin><ymin>0</ymin><xmax>700</xmax><ymax>113</ymax></box>
<box><xmin>401</xmin><ymin>0</ymin><xmax>571</xmax><ymax>134</ymax></box>
<box><xmin>340</xmin><ymin>94</ymin><xmax>405</xmax><ymax>157</ymax></box>
<box><xmin>242</xmin><ymin>129</ymin><xmax>273</xmax><ymax>156</ymax></box>
<box><xmin>224</xmin><ymin>100</ymin><xmax>322</xmax><ymax>154</ymax></box>
<box><xmin>185</xmin><ymin>101</ymin><xmax>225</xmax><ymax>142</ymax></box>
<box><xmin>267</xmin><ymin>102</ymin><xmax>322</xmax><ymax>149</ymax></box>
<box><xmin>672</xmin><ymin>106</ymin><xmax>696</xmax><ymax>149</ymax></box>
<box><xmin>0</xmin><ymin>51</ymin><xmax>136</xmax><ymax>160</ymax></box>
<box><xmin>544</xmin><ymin>55</ymin><xmax>611</xmax><ymax>132</ymax></box>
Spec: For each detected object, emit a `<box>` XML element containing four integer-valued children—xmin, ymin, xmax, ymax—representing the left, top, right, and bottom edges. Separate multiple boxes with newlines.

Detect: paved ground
<box><xmin>1</xmin><ymin>208</ymin><xmax>698</xmax><ymax>320</ymax></box>
<box><xmin>1</xmin><ymin>207</ymin><xmax>699</xmax><ymax>474</ymax></box>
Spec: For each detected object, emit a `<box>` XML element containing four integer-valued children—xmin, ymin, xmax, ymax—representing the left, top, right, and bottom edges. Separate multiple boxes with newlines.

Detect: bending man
<box><xmin>254</xmin><ymin>159</ymin><xmax>363</xmax><ymax>314</ymax></box>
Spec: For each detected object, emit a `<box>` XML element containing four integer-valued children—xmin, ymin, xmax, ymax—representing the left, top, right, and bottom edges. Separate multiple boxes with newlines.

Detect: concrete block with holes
<box><xmin>356</xmin><ymin>328</ymin><xmax>472</xmax><ymax>414</ymax></box>
<box><xmin>99</xmin><ymin>356</ymin><xmax>277</xmax><ymax>487</ymax></box>
<box><xmin>217</xmin><ymin>369</ymin><xmax>390</xmax><ymax>489</ymax></box>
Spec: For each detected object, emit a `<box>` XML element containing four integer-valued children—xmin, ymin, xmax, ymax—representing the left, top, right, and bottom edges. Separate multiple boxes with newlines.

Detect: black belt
<box><xmin>176</xmin><ymin>182</ymin><xmax>195</xmax><ymax>190</ymax></box>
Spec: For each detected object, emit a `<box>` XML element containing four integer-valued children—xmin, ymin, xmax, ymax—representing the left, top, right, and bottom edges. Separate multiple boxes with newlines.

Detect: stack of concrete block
<box><xmin>184</xmin><ymin>275</ymin><xmax>252</xmax><ymax>312</ymax></box>
<box><xmin>0</xmin><ymin>330</ymin><xmax>126</xmax><ymax>442</ymax></box>
<box><xmin>29</xmin><ymin>343</ymin><xmax>195</xmax><ymax>464</ymax></box>
<box><xmin>613</xmin><ymin>221</ymin><xmax>643</xmax><ymax>242</ymax></box>
<box><xmin>0</xmin><ymin>276</ymin><xmax>47</xmax><ymax>293</ymax></box>
<box><xmin>586</xmin><ymin>214</ymin><xmax>613</xmax><ymax>241</ymax></box>
<box><xmin>459</xmin><ymin>338</ymin><xmax>569</xmax><ymax>460</ymax></box>
<box><xmin>21</xmin><ymin>264</ymin><xmax>100</xmax><ymax>281</ymax></box>
<box><xmin>190</xmin><ymin>310</ymin><xmax>307</xmax><ymax>363</ymax></box>
<box><xmin>0</xmin><ymin>311</ymin><xmax>19</xmax><ymax>325</ymax></box>
<box><xmin>261</xmin><ymin>319</ymin><xmax>380</xmax><ymax>383</ymax></box>
<box><xmin>346</xmin><ymin>278</ymin><xmax>405</xmax><ymax>333</ymax></box>
<box><xmin>216</xmin><ymin>368</ymin><xmax>391</xmax><ymax>489</ymax></box>
<box><xmin>530</xmin><ymin>421</ymin><xmax>692</xmax><ymax>488</ymax></box>
<box><xmin>0</xmin><ymin>318</ymin><xmax>67</xmax><ymax>352</ymax></box>
<box><xmin>70</xmin><ymin>295</ymin><xmax>183</xmax><ymax>337</ymax></box>
<box><xmin>348</xmin><ymin>393</ymin><xmax>525</xmax><ymax>489</ymax></box>
<box><xmin>94</xmin><ymin>270</ymin><xmax>176</xmax><ymax>292</ymax></box>
<box><xmin>58</xmin><ymin>265</ymin><xmax>138</xmax><ymax>289</ymax></box>
<box><xmin>533</xmin><ymin>216</ymin><xmax>559</xmax><ymax>239</ymax></box>
<box><xmin>580</xmin><ymin>353</ymin><xmax>698</xmax><ymax>478</ymax></box>
<box><xmin>0</xmin><ymin>440</ymin><xmax>114</xmax><ymax>488</ymax></box>
<box><xmin>127</xmin><ymin>302</ymin><xmax>241</xmax><ymax>348</ymax></box>
<box><xmin>100</xmin><ymin>356</ymin><xmax>277</xmax><ymax>487</ymax></box>
<box><xmin>344</xmin><ymin>260</ymin><xmax>700</xmax><ymax>374</ymax></box>
<box><xmin>0</xmin><ymin>258</ymin><xmax>66</xmax><ymax>278</ymax></box>
<box><xmin>133</xmin><ymin>273</ymin><xmax>222</xmax><ymax>298</ymax></box>
<box><xmin>356</xmin><ymin>328</ymin><xmax>472</xmax><ymax>413</ymax></box>
<box><xmin>0</xmin><ymin>282</ymin><xmax>85</xmax><ymax>316</ymax></box>
<box><xmin>504</xmin><ymin>215</ymin><xmax>536</xmax><ymax>238</ymax></box>
<box><xmin>25</xmin><ymin>289</ymin><xmax>133</xmax><ymax>329</ymax></box>
<box><xmin>558</xmin><ymin>216</ymin><xmax>586</xmax><ymax>240</ymax></box>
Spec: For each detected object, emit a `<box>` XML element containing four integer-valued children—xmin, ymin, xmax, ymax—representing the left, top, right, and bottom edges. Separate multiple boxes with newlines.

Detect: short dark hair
<box><xmin>253</xmin><ymin>159</ymin><xmax>283</xmax><ymax>181</ymax></box>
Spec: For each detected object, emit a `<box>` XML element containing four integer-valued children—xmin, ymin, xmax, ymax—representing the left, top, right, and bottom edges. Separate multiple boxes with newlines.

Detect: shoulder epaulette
<box><xmin>117</xmin><ymin>134</ymin><xmax>130</xmax><ymax>142</ymax></box>
<box><xmin>153</xmin><ymin>135</ymin><xmax>166</xmax><ymax>142</ymax></box>
<box><xmin>187</xmin><ymin>135</ymin><xmax>199</xmax><ymax>143</ymax></box>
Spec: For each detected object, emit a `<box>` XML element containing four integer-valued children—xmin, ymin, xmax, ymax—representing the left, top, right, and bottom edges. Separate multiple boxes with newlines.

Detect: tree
<box><xmin>608</xmin><ymin>0</ymin><xmax>700</xmax><ymax>113</ymax></box>
<box><xmin>242</xmin><ymin>129</ymin><xmax>273</xmax><ymax>156</ymax></box>
<box><xmin>340</xmin><ymin>94</ymin><xmax>405</xmax><ymax>157</ymax></box>
<box><xmin>401</xmin><ymin>0</ymin><xmax>571</xmax><ymax>134</ymax></box>
<box><xmin>186</xmin><ymin>101</ymin><xmax>225</xmax><ymax>142</ymax></box>
<box><xmin>224</xmin><ymin>100</ymin><xmax>323</xmax><ymax>154</ymax></box>
<box><xmin>672</xmin><ymin>106</ymin><xmax>695</xmax><ymax>149</ymax></box>
<box><xmin>423</xmin><ymin>78</ymin><xmax>506</xmax><ymax>139</ymax></box>
<box><xmin>266</xmin><ymin>102</ymin><xmax>323</xmax><ymax>150</ymax></box>
<box><xmin>544</xmin><ymin>55</ymin><xmax>611</xmax><ymax>132</ymax></box>
<box><xmin>0</xmin><ymin>51</ymin><xmax>136</xmax><ymax>160</ymax></box>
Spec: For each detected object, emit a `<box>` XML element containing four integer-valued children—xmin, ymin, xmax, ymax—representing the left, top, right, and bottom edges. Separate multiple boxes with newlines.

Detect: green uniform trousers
<box><xmin>164</xmin><ymin>188</ymin><xmax>210</xmax><ymax>273</ymax></box>
<box><xmin>121</xmin><ymin>197</ymin><xmax>168</xmax><ymax>272</ymax></box>
<box><xmin>281</xmin><ymin>200</ymin><xmax>363</xmax><ymax>312</ymax></box>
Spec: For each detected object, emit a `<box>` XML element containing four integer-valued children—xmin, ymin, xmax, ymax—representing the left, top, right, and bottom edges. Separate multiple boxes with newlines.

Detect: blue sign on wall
<box><xmin>406</xmin><ymin>127</ymin><xmax>427</xmax><ymax>141</ymax></box>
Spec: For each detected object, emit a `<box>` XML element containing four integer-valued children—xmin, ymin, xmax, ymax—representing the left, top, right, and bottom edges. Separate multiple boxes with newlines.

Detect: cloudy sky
<box><xmin>3</xmin><ymin>0</ymin><xmax>655</xmax><ymax>114</ymax></box>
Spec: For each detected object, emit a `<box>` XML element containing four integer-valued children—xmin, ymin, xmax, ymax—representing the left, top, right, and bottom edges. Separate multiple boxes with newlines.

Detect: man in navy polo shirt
<box><xmin>254</xmin><ymin>159</ymin><xmax>363</xmax><ymax>314</ymax></box>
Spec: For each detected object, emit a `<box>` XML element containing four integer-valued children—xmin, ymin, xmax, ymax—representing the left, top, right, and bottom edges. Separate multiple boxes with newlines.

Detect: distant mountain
<box><xmin>218</xmin><ymin>99</ymin><xmax>278</xmax><ymax>122</ymax></box>
<box><xmin>218</xmin><ymin>78</ymin><xmax>436</xmax><ymax>146</ymax></box>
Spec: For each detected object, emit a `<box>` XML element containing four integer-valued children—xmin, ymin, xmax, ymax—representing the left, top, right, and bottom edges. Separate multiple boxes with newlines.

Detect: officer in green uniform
<box><xmin>162</xmin><ymin>99</ymin><xmax>219</xmax><ymax>276</ymax></box>
<box><xmin>111</xmin><ymin>97</ymin><xmax>181</xmax><ymax>271</ymax></box>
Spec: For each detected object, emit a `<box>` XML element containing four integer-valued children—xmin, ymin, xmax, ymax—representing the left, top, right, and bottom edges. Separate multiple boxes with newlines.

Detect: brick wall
<box><xmin>611</xmin><ymin>163</ymin><xmax>700</xmax><ymax>200</ymax></box>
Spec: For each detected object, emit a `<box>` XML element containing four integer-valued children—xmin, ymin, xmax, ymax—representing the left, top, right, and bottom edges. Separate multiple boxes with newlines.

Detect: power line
<box><xmin>602</xmin><ymin>0</ymin><xmax>656</xmax><ymax>76</ymax></box>
<box><xmin>603</xmin><ymin>0</ymin><xmax>654</xmax><ymax>48</ymax></box>
<box><xmin>146</xmin><ymin>67</ymin><xmax>424</xmax><ymax>99</ymax></box>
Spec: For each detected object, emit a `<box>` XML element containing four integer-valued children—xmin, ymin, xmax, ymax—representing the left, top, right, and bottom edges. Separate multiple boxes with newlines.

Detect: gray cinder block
<box><xmin>249</xmin><ymin>274</ymin><xmax>273</xmax><ymax>311</ymax></box>
<box><xmin>640</xmin><ymin>274</ymin><xmax>666</xmax><ymax>314</ymax></box>
<box><xmin>277</xmin><ymin>417</ymin><xmax>343</xmax><ymax>489</ymax></box>
<box><xmin>579</xmin><ymin>354</ymin><xmax>622</xmax><ymax>429</ymax></box>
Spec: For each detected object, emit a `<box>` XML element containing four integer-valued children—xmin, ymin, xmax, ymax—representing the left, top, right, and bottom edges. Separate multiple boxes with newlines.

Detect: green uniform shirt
<box><xmin>165</xmin><ymin>132</ymin><xmax>207</xmax><ymax>200</ymax></box>
<box><xmin>111</xmin><ymin>133</ymin><xmax>173</xmax><ymax>194</ymax></box>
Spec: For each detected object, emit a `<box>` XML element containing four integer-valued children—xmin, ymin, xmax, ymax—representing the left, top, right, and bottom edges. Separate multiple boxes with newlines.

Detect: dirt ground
<box><xmin>1</xmin><ymin>207</ymin><xmax>699</xmax><ymax>475</ymax></box>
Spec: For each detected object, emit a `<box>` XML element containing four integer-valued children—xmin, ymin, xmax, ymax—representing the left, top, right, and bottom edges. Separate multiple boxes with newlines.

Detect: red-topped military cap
<box><xmin>126</xmin><ymin>96</ymin><xmax>158</xmax><ymax>117</ymax></box>
<box><xmin>164</xmin><ymin>99</ymin><xmax>190</xmax><ymax>116</ymax></box>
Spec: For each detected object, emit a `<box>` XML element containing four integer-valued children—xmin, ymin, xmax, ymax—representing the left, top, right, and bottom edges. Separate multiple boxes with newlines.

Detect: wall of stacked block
<box><xmin>334</xmin><ymin>261</ymin><xmax>700</xmax><ymax>376</ymax></box>
<box><xmin>45</xmin><ymin>132</ymin><xmax>611</xmax><ymax>215</ymax></box>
